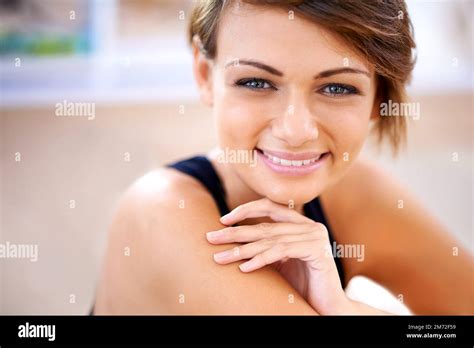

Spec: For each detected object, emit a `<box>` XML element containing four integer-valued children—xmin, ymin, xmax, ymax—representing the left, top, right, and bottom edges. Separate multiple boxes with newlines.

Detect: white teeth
<box><xmin>262</xmin><ymin>151</ymin><xmax>323</xmax><ymax>167</ymax></box>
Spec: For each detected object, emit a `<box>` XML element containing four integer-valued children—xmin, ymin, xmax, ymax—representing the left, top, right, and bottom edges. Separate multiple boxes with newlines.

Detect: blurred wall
<box><xmin>1</xmin><ymin>102</ymin><xmax>215</xmax><ymax>313</ymax></box>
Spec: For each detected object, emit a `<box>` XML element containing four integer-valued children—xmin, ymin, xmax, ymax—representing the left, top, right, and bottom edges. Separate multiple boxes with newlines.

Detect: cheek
<box><xmin>319</xmin><ymin>101</ymin><xmax>373</xmax><ymax>156</ymax></box>
<box><xmin>214</xmin><ymin>92</ymin><xmax>271</xmax><ymax>149</ymax></box>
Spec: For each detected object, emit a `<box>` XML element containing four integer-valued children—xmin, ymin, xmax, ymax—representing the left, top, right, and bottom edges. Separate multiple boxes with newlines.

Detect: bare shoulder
<box><xmin>321</xmin><ymin>158</ymin><xmax>474</xmax><ymax>313</ymax></box>
<box><xmin>321</xmin><ymin>156</ymin><xmax>444</xmax><ymax>268</ymax></box>
<box><xmin>93</xmin><ymin>168</ymin><xmax>211</xmax><ymax>314</ymax></box>
<box><xmin>94</xmin><ymin>167</ymin><xmax>317</xmax><ymax>314</ymax></box>
<box><xmin>321</xmin><ymin>157</ymin><xmax>397</xmax><ymax>218</ymax></box>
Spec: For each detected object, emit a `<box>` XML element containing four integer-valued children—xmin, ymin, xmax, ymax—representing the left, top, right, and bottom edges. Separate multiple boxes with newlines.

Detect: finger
<box><xmin>239</xmin><ymin>239</ymin><xmax>331</xmax><ymax>272</ymax></box>
<box><xmin>220</xmin><ymin>197</ymin><xmax>312</xmax><ymax>225</ymax></box>
<box><xmin>213</xmin><ymin>233</ymin><xmax>319</xmax><ymax>265</ymax></box>
<box><xmin>207</xmin><ymin>222</ymin><xmax>322</xmax><ymax>244</ymax></box>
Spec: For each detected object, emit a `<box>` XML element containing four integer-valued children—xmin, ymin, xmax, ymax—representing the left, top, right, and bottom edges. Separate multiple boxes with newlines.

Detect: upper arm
<box><xmin>95</xmin><ymin>169</ymin><xmax>317</xmax><ymax>315</ymax></box>
<box><xmin>322</xmin><ymin>159</ymin><xmax>474</xmax><ymax>314</ymax></box>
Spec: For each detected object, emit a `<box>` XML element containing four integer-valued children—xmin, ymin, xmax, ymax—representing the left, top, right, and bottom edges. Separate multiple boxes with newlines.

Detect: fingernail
<box><xmin>219</xmin><ymin>213</ymin><xmax>231</xmax><ymax>223</ymax></box>
<box><xmin>239</xmin><ymin>260</ymin><xmax>256</xmax><ymax>272</ymax></box>
<box><xmin>206</xmin><ymin>230</ymin><xmax>224</xmax><ymax>240</ymax></box>
<box><xmin>213</xmin><ymin>250</ymin><xmax>231</xmax><ymax>261</ymax></box>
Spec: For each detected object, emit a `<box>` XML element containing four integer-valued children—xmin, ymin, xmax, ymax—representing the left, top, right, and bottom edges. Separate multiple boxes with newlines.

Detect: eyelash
<box><xmin>321</xmin><ymin>83</ymin><xmax>359</xmax><ymax>96</ymax></box>
<box><xmin>235</xmin><ymin>78</ymin><xmax>276</xmax><ymax>91</ymax></box>
<box><xmin>234</xmin><ymin>78</ymin><xmax>359</xmax><ymax>96</ymax></box>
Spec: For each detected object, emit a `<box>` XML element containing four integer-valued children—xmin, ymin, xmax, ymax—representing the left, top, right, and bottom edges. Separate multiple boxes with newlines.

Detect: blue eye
<box><xmin>321</xmin><ymin>83</ymin><xmax>358</xmax><ymax>96</ymax></box>
<box><xmin>235</xmin><ymin>78</ymin><xmax>275</xmax><ymax>90</ymax></box>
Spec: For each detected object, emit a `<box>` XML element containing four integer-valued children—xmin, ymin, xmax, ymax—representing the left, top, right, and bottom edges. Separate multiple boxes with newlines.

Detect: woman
<box><xmin>93</xmin><ymin>0</ymin><xmax>473</xmax><ymax>315</ymax></box>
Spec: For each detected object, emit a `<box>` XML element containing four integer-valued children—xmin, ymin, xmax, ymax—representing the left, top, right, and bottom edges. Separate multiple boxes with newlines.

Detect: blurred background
<box><xmin>0</xmin><ymin>0</ymin><xmax>472</xmax><ymax>314</ymax></box>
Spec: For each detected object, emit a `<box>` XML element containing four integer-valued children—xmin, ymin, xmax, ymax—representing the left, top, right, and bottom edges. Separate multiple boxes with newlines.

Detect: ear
<box><xmin>192</xmin><ymin>36</ymin><xmax>214</xmax><ymax>107</ymax></box>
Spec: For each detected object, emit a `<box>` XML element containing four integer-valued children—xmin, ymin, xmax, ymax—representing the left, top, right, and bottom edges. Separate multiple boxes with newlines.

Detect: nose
<box><xmin>272</xmin><ymin>97</ymin><xmax>319</xmax><ymax>148</ymax></box>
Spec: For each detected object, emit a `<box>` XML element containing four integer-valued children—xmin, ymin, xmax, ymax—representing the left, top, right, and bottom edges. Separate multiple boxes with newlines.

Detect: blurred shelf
<box><xmin>1</xmin><ymin>0</ymin><xmax>472</xmax><ymax>108</ymax></box>
<box><xmin>0</xmin><ymin>40</ymin><xmax>198</xmax><ymax>108</ymax></box>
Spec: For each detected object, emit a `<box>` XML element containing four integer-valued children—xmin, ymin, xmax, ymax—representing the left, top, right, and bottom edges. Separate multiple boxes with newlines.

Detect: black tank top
<box><xmin>167</xmin><ymin>155</ymin><xmax>345</xmax><ymax>288</ymax></box>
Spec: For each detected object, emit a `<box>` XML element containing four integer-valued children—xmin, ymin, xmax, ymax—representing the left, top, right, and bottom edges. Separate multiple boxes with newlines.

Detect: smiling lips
<box><xmin>257</xmin><ymin>148</ymin><xmax>325</xmax><ymax>166</ymax></box>
<box><xmin>262</xmin><ymin>151</ymin><xmax>321</xmax><ymax>167</ymax></box>
<box><xmin>255</xmin><ymin>148</ymin><xmax>329</xmax><ymax>175</ymax></box>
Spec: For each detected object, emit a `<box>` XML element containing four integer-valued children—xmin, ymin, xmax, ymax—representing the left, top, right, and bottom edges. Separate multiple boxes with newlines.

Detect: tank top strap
<box><xmin>167</xmin><ymin>156</ymin><xmax>230</xmax><ymax>216</ymax></box>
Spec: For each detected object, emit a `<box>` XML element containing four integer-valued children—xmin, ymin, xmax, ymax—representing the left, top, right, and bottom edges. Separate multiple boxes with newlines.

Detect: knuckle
<box><xmin>315</xmin><ymin>222</ymin><xmax>328</xmax><ymax>233</ymax></box>
<box><xmin>260</xmin><ymin>237</ymin><xmax>274</xmax><ymax>247</ymax></box>
<box><xmin>225</xmin><ymin>227</ymin><xmax>240</xmax><ymax>240</ymax></box>
<box><xmin>239</xmin><ymin>242</ymin><xmax>254</xmax><ymax>256</ymax></box>
<box><xmin>258</xmin><ymin>223</ymin><xmax>272</xmax><ymax>237</ymax></box>
<box><xmin>273</xmin><ymin>235</ymin><xmax>287</xmax><ymax>244</ymax></box>
<box><xmin>309</xmin><ymin>239</ymin><xmax>320</xmax><ymax>248</ymax></box>
<box><xmin>254</xmin><ymin>253</ymin><xmax>265</xmax><ymax>265</ymax></box>
<box><xmin>260</xmin><ymin>251</ymin><xmax>273</xmax><ymax>265</ymax></box>
<box><xmin>274</xmin><ymin>242</ymin><xmax>288</xmax><ymax>255</ymax></box>
<box><xmin>225</xmin><ymin>226</ymin><xmax>237</xmax><ymax>234</ymax></box>
<box><xmin>309</xmin><ymin>229</ymin><xmax>321</xmax><ymax>239</ymax></box>
<box><xmin>311</xmin><ymin>222</ymin><xmax>329</xmax><ymax>237</ymax></box>
<box><xmin>259</xmin><ymin>222</ymin><xmax>272</xmax><ymax>230</ymax></box>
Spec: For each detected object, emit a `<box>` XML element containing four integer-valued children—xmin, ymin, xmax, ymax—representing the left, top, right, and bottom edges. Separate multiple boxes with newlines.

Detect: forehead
<box><xmin>216</xmin><ymin>1</ymin><xmax>370</xmax><ymax>73</ymax></box>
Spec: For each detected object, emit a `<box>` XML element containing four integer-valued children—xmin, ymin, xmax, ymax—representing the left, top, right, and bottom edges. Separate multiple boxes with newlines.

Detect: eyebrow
<box><xmin>225</xmin><ymin>59</ymin><xmax>370</xmax><ymax>78</ymax></box>
<box><xmin>225</xmin><ymin>59</ymin><xmax>283</xmax><ymax>76</ymax></box>
<box><xmin>316</xmin><ymin>67</ymin><xmax>370</xmax><ymax>78</ymax></box>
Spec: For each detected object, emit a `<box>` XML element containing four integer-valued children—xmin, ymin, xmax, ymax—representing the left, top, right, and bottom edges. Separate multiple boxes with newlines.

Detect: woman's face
<box><xmin>196</xmin><ymin>2</ymin><xmax>378</xmax><ymax>205</ymax></box>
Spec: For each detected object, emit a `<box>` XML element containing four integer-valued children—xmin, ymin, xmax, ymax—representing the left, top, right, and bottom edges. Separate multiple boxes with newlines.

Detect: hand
<box><xmin>205</xmin><ymin>197</ymin><xmax>351</xmax><ymax>314</ymax></box>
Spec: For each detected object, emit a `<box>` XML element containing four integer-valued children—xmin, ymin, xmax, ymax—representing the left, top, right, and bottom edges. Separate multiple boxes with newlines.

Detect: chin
<box><xmin>252</xmin><ymin>178</ymin><xmax>325</xmax><ymax>206</ymax></box>
<box><xmin>274</xmin><ymin>187</ymin><xmax>322</xmax><ymax>205</ymax></box>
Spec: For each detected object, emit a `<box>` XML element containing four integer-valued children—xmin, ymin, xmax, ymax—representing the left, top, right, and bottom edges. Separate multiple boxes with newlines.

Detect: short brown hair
<box><xmin>189</xmin><ymin>0</ymin><xmax>416</xmax><ymax>155</ymax></box>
